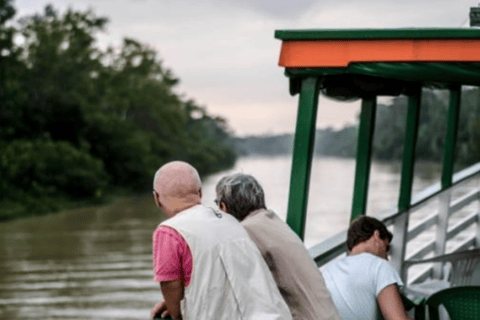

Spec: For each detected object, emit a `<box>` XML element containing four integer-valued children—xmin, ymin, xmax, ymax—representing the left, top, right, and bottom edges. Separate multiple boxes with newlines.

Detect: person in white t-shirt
<box><xmin>323</xmin><ymin>216</ymin><xmax>412</xmax><ymax>320</ymax></box>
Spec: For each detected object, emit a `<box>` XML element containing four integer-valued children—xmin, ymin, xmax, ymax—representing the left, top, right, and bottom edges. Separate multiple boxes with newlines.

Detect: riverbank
<box><xmin>0</xmin><ymin>159</ymin><xmax>237</xmax><ymax>223</ymax></box>
<box><xmin>0</xmin><ymin>187</ymin><xmax>137</xmax><ymax>222</ymax></box>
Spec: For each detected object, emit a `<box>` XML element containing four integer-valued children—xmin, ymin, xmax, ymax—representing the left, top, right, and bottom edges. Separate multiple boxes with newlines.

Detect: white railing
<box><xmin>310</xmin><ymin>162</ymin><xmax>480</xmax><ymax>287</ymax></box>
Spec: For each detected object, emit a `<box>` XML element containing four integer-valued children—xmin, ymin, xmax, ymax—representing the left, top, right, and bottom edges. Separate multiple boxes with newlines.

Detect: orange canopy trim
<box><xmin>278</xmin><ymin>39</ymin><xmax>480</xmax><ymax>68</ymax></box>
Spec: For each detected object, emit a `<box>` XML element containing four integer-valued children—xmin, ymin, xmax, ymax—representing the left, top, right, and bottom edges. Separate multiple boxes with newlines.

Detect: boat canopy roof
<box><xmin>275</xmin><ymin>28</ymin><xmax>480</xmax><ymax>99</ymax></box>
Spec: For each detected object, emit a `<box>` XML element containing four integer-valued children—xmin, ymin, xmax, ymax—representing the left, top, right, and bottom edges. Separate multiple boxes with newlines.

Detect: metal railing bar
<box><xmin>403</xmin><ymin>241</ymin><xmax>479</xmax><ymax>285</ymax></box>
<box><xmin>407</xmin><ymin>214</ymin><xmax>438</xmax><ymax>242</ymax></box>
<box><xmin>309</xmin><ymin>231</ymin><xmax>347</xmax><ymax>267</ymax></box>
<box><xmin>409</xmin><ymin>183</ymin><xmax>442</xmax><ymax>210</ymax></box>
<box><xmin>377</xmin><ymin>209</ymin><xmax>397</xmax><ymax>225</ymax></box>
<box><xmin>409</xmin><ymin>266</ymin><xmax>433</xmax><ymax>285</ymax></box>
<box><xmin>448</xmin><ymin>190</ymin><xmax>480</xmax><ymax>217</ymax></box>
<box><xmin>406</xmin><ymin>240</ymin><xmax>435</xmax><ymax>261</ymax></box>
<box><xmin>404</xmin><ymin>248</ymin><xmax>480</xmax><ymax>267</ymax></box>
<box><xmin>448</xmin><ymin>235</ymin><xmax>476</xmax><ymax>253</ymax></box>
<box><xmin>407</xmin><ymin>163</ymin><xmax>480</xmax><ymax>214</ymax></box>
<box><xmin>373</xmin><ymin>164</ymin><xmax>479</xmax><ymax>227</ymax></box>
<box><xmin>452</xmin><ymin>162</ymin><xmax>480</xmax><ymax>183</ymax></box>
<box><xmin>446</xmin><ymin>212</ymin><xmax>479</xmax><ymax>241</ymax></box>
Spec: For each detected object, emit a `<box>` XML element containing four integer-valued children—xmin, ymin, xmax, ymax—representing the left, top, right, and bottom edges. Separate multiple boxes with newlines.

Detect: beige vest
<box><xmin>242</xmin><ymin>209</ymin><xmax>341</xmax><ymax>320</ymax></box>
<box><xmin>161</xmin><ymin>205</ymin><xmax>292</xmax><ymax>320</ymax></box>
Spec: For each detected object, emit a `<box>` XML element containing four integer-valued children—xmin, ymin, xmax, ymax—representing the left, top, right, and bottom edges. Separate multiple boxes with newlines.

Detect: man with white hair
<box><xmin>151</xmin><ymin>161</ymin><xmax>292</xmax><ymax>320</ymax></box>
<box><xmin>215</xmin><ymin>173</ymin><xmax>341</xmax><ymax>320</ymax></box>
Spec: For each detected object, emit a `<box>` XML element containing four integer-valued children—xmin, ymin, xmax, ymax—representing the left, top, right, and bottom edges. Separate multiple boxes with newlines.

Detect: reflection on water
<box><xmin>0</xmin><ymin>196</ymin><xmax>165</xmax><ymax>319</ymax></box>
<box><xmin>0</xmin><ymin>156</ymin><xmax>441</xmax><ymax>319</ymax></box>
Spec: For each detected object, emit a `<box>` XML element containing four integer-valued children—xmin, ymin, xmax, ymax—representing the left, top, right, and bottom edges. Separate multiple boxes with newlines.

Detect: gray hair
<box><xmin>215</xmin><ymin>173</ymin><xmax>266</xmax><ymax>221</ymax></box>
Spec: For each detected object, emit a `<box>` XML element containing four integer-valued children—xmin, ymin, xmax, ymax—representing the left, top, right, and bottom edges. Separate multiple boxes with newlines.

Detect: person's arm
<box><xmin>151</xmin><ymin>299</ymin><xmax>169</xmax><ymax>319</ymax></box>
<box><xmin>160</xmin><ymin>280</ymin><xmax>184</xmax><ymax>320</ymax></box>
<box><xmin>152</xmin><ymin>227</ymin><xmax>192</xmax><ymax>319</ymax></box>
<box><xmin>377</xmin><ymin>284</ymin><xmax>412</xmax><ymax>320</ymax></box>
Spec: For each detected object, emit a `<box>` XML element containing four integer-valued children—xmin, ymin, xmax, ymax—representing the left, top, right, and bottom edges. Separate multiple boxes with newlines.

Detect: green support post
<box><xmin>286</xmin><ymin>77</ymin><xmax>321</xmax><ymax>240</ymax></box>
<box><xmin>398</xmin><ymin>87</ymin><xmax>422</xmax><ymax>211</ymax></box>
<box><xmin>441</xmin><ymin>85</ymin><xmax>461</xmax><ymax>189</ymax></box>
<box><xmin>433</xmin><ymin>85</ymin><xmax>461</xmax><ymax>278</ymax></box>
<box><xmin>350</xmin><ymin>96</ymin><xmax>377</xmax><ymax>221</ymax></box>
<box><xmin>391</xmin><ymin>86</ymin><xmax>421</xmax><ymax>278</ymax></box>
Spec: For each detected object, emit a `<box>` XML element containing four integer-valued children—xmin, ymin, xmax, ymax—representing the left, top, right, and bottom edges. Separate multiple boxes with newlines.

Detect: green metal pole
<box><xmin>391</xmin><ymin>86</ymin><xmax>421</xmax><ymax>279</ymax></box>
<box><xmin>398</xmin><ymin>87</ymin><xmax>422</xmax><ymax>211</ymax></box>
<box><xmin>433</xmin><ymin>85</ymin><xmax>461</xmax><ymax>278</ymax></box>
<box><xmin>350</xmin><ymin>96</ymin><xmax>377</xmax><ymax>221</ymax></box>
<box><xmin>286</xmin><ymin>76</ymin><xmax>321</xmax><ymax>240</ymax></box>
<box><xmin>441</xmin><ymin>85</ymin><xmax>461</xmax><ymax>189</ymax></box>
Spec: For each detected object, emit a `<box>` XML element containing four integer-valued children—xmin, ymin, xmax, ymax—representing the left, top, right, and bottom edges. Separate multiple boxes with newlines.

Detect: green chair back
<box><xmin>425</xmin><ymin>286</ymin><xmax>480</xmax><ymax>320</ymax></box>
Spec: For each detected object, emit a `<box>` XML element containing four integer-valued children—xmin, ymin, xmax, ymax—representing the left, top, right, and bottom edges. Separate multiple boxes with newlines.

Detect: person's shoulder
<box><xmin>242</xmin><ymin>209</ymin><xmax>283</xmax><ymax>225</ymax></box>
<box><xmin>356</xmin><ymin>253</ymin><xmax>399</xmax><ymax>279</ymax></box>
<box><xmin>154</xmin><ymin>225</ymin><xmax>183</xmax><ymax>240</ymax></box>
<box><xmin>354</xmin><ymin>252</ymin><xmax>388</xmax><ymax>267</ymax></box>
<box><xmin>356</xmin><ymin>252</ymin><xmax>382</xmax><ymax>262</ymax></box>
<box><xmin>164</xmin><ymin>205</ymin><xmax>213</xmax><ymax>224</ymax></box>
<box><xmin>241</xmin><ymin>209</ymin><xmax>264</xmax><ymax>226</ymax></box>
<box><xmin>363</xmin><ymin>253</ymin><xmax>392</xmax><ymax>266</ymax></box>
<box><xmin>325</xmin><ymin>253</ymin><xmax>377</xmax><ymax>270</ymax></box>
<box><xmin>324</xmin><ymin>255</ymin><xmax>347</xmax><ymax>271</ymax></box>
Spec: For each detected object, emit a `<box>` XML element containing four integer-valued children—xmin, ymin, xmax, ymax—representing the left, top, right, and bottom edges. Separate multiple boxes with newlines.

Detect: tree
<box><xmin>0</xmin><ymin>4</ymin><xmax>237</xmax><ymax>220</ymax></box>
<box><xmin>0</xmin><ymin>0</ymin><xmax>16</xmax><ymax>96</ymax></box>
<box><xmin>372</xmin><ymin>87</ymin><xmax>480</xmax><ymax>167</ymax></box>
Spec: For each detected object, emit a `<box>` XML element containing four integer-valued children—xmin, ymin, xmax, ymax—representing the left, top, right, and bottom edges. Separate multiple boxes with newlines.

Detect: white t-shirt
<box><xmin>323</xmin><ymin>252</ymin><xmax>403</xmax><ymax>320</ymax></box>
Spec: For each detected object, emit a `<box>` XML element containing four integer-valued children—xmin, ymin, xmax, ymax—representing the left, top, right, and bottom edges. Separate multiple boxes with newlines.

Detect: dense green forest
<box><xmin>0</xmin><ymin>1</ymin><xmax>236</xmax><ymax>220</ymax></box>
<box><xmin>374</xmin><ymin>89</ymin><xmax>480</xmax><ymax>165</ymax></box>
<box><xmin>236</xmin><ymin>89</ymin><xmax>480</xmax><ymax>168</ymax></box>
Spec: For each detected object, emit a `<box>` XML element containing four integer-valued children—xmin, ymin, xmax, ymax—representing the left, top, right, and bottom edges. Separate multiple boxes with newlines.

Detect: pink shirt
<box><xmin>152</xmin><ymin>226</ymin><xmax>193</xmax><ymax>286</ymax></box>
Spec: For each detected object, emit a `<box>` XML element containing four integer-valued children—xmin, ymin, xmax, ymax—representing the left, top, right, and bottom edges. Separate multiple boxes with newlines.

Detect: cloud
<box><xmin>221</xmin><ymin>0</ymin><xmax>318</xmax><ymax>19</ymax></box>
<box><xmin>13</xmin><ymin>0</ymin><xmax>479</xmax><ymax>135</ymax></box>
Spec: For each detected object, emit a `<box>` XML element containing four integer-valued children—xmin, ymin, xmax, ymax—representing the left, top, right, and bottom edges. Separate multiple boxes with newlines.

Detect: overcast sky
<box><xmin>14</xmin><ymin>0</ymin><xmax>476</xmax><ymax>136</ymax></box>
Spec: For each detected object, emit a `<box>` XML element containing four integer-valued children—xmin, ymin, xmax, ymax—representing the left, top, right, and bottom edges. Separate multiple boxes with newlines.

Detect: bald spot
<box><xmin>154</xmin><ymin>161</ymin><xmax>201</xmax><ymax>200</ymax></box>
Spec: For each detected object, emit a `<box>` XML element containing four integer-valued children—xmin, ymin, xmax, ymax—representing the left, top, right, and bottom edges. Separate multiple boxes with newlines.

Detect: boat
<box><xmin>274</xmin><ymin>10</ymin><xmax>480</xmax><ymax>306</ymax></box>
<box><xmin>154</xmin><ymin>9</ymin><xmax>480</xmax><ymax>320</ymax></box>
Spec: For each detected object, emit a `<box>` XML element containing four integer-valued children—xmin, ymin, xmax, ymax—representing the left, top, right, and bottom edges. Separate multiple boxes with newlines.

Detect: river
<box><xmin>0</xmin><ymin>156</ymin><xmax>441</xmax><ymax>320</ymax></box>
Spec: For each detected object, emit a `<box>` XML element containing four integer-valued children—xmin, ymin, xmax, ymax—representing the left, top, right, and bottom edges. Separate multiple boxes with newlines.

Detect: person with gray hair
<box><xmin>151</xmin><ymin>161</ymin><xmax>292</xmax><ymax>320</ymax></box>
<box><xmin>216</xmin><ymin>173</ymin><xmax>341</xmax><ymax>320</ymax></box>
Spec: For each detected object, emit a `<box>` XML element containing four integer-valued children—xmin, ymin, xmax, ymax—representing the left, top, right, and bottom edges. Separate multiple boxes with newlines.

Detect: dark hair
<box><xmin>346</xmin><ymin>216</ymin><xmax>392</xmax><ymax>251</ymax></box>
<box><xmin>215</xmin><ymin>173</ymin><xmax>266</xmax><ymax>221</ymax></box>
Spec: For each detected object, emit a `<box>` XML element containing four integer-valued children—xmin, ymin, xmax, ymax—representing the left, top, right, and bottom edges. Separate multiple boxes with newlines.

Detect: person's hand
<box><xmin>151</xmin><ymin>300</ymin><xmax>170</xmax><ymax>319</ymax></box>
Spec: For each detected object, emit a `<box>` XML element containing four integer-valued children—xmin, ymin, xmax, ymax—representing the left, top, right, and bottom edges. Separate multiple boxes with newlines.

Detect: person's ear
<box><xmin>153</xmin><ymin>191</ymin><xmax>160</xmax><ymax>208</ymax></box>
<box><xmin>220</xmin><ymin>202</ymin><xmax>228</xmax><ymax>213</ymax></box>
<box><xmin>373</xmin><ymin>230</ymin><xmax>381</xmax><ymax>240</ymax></box>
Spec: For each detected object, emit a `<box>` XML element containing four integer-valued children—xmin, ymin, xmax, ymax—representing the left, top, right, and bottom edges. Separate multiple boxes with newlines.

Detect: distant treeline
<box><xmin>236</xmin><ymin>89</ymin><xmax>480</xmax><ymax>168</ymax></box>
<box><xmin>234</xmin><ymin>127</ymin><xmax>357</xmax><ymax>158</ymax></box>
<box><xmin>0</xmin><ymin>2</ymin><xmax>236</xmax><ymax>220</ymax></box>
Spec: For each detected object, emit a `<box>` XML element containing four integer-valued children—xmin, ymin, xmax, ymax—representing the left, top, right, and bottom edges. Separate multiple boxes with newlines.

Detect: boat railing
<box><xmin>310</xmin><ymin>161</ymin><xmax>480</xmax><ymax>287</ymax></box>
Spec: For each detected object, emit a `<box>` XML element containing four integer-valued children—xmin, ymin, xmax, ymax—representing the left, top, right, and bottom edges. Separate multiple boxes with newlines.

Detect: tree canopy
<box><xmin>373</xmin><ymin>88</ymin><xmax>480</xmax><ymax>168</ymax></box>
<box><xmin>0</xmin><ymin>3</ymin><xmax>236</xmax><ymax>220</ymax></box>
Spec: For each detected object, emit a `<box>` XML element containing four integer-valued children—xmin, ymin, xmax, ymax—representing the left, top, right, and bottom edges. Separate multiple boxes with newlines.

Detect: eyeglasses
<box><xmin>384</xmin><ymin>240</ymin><xmax>391</xmax><ymax>253</ymax></box>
